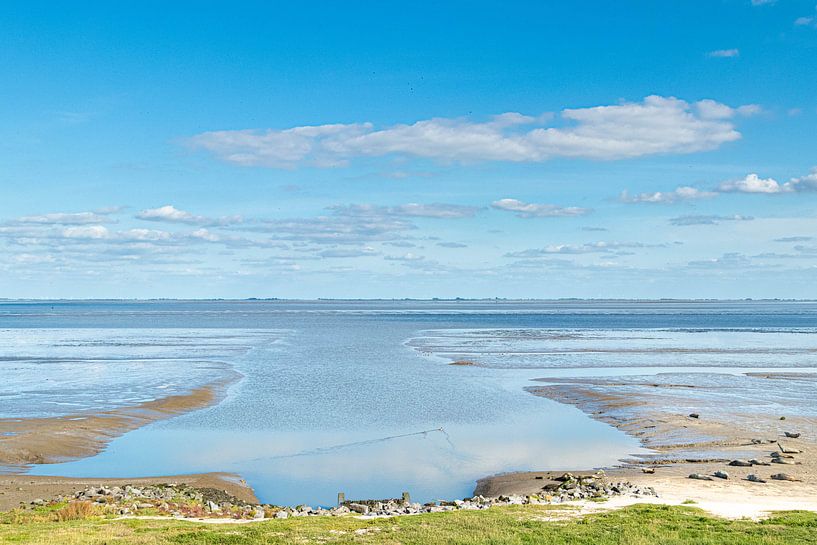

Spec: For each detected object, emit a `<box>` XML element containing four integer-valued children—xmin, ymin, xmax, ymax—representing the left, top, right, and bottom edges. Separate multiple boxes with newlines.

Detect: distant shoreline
<box><xmin>2</xmin><ymin>298</ymin><xmax>817</xmax><ymax>303</ymax></box>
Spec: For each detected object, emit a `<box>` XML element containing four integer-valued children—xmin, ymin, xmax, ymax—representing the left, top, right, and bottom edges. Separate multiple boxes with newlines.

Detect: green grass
<box><xmin>1</xmin><ymin>504</ymin><xmax>816</xmax><ymax>544</ymax></box>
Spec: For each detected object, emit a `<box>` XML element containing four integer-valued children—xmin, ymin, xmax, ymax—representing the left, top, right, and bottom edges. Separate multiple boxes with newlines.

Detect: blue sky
<box><xmin>2</xmin><ymin>0</ymin><xmax>817</xmax><ymax>299</ymax></box>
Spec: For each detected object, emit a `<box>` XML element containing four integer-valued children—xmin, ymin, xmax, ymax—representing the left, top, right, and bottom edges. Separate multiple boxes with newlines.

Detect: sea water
<box><xmin>2</xmin><ymin>300</ymin><xmax>816</xmax><ymax>505</ymax></box>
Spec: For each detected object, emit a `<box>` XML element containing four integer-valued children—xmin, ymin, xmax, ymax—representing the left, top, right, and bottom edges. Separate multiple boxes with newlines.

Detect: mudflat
<box><xmin>0</xmin><ymin>373</ymin><xmax>238</xmax><ymax>468</ymax></box>
<box><xmin>477</xmin><ymin>372</ymin><xmax>817</xmax><ymax>519</ymax></box>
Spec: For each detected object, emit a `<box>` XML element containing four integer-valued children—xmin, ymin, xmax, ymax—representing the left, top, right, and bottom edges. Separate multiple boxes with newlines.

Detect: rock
<box><xmin>747</xmin><ymin>474</ymin><xmax>766</xmax><ymax>483</ymax></box>
<box><xmin>450</xmin><ymin>360</ymin><xmax>476</xmax><ymax>366</ymax></box>
<box><xmin>713</xmin><ymin>471</ymin><xmax>729</xmax><ymax>479</ymax></box>
<box><xmin>254</xmin><ymin>508</ymin><xmax>265</xmax><ymax>519</ymax></box>
<box><xmin>30</xmin><ymin>499</ymin><xmax>45</xmax><ymax>506</ymax></box>
<box><xmin>784</xmin><ymin>432</ymin><xmax>801</xmax><ymax>439</ymax></box>
<box><xmin>206</xmin><ymin>501</ymin><xmax>220</xmax><ymax>512</ymax></box>
<box><xmin>275</xmin><ymin>510</ymin><xmax>288</xmax><ymax>519</ymax></box>
<box><xmin>347</xmin><ymin>503</ymin><xmax>370</xmax><ymax>515</ymax></box>
<box><xmin>728</xmin><ymin>460</ymin><xmax>753</xmax><ymax>467</ymax></box>
<box><xmin>771</xmin><ymin>473</ymin><xmax>801</xmax><ymax>482</ymax></box>
<box><xmin>688</xmin><ymin>473</ymin><xmax>713</xmax><ymax>481</ymax></box>
<box><xmin>641</xmin><ymin>467</ymin><xmax>655</xmax><ymax>474</ymax></box>
<box><xmin>136</xmin><ymin>503</ymin><xmax>153</xmax><ymax>510</ymax></box>
<box><xmin>778</xmin><ymin>444</ymin><xmax>801</xmax><ymax>454</ymax></box>
<box><xmin>689</xmin><ymin>413</ymin><xmax>700</xmax><ymax>419</ymax></box>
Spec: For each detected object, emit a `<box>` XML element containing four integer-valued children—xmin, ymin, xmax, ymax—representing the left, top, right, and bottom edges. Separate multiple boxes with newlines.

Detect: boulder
<box><xmin>688</xmin><ymin>473</ymin><xmax>713</xmax><ymax>481</ymax></box>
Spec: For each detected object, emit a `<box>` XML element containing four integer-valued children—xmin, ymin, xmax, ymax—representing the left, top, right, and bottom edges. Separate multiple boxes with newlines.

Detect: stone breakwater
<box><xmin>22</xmin><ymin>471</ymin><xmax>657</xmax><ymax>520</ymax></box>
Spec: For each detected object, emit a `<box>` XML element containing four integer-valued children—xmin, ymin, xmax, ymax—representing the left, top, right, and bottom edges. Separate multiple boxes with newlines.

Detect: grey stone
<box><xmin>688</xmin><ymin>473</ymin><xmax>714</xmax><ymax>481</ymax></box>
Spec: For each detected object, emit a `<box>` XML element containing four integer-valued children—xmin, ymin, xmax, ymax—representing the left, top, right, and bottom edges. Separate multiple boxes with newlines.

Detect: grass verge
<box><xmin>1</xmin><ymin>503</ymin><xmax>816</xmax><ymax>544</ymax></box>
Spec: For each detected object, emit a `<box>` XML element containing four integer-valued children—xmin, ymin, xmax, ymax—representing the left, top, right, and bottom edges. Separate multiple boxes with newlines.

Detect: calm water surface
<box><xmin>2</xmin><ymin>300</ymin><xmax>816</xmax><ymax>505</ymax></box>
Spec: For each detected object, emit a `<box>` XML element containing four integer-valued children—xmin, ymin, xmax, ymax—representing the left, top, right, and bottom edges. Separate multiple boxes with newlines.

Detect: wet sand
<box><xmin>0</xmin><ymin>373</ymin><xmax>239</xmax><ymax>468</ymax></box>
<box><xmin>477</xmin><ymin>372</ymin><xmax>817</xmax><ymax>518</ymax></box>
<box><xmin>0</xmin><ymin>473</ymin><xmax>257</xmax><ymax>511</ymax></box>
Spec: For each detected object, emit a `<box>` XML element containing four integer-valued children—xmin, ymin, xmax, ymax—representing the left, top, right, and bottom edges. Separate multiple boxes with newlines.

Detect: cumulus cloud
<box><xmin>620</xmin><ymin>186</ymin><xmax>717</xmax><ymax>204</ymax></box>
<box><xmin>136</xmin><ymin>205</ymin><xmax>242</xmax><ymax>226</ymax></box>
<box><xmin>707</xmin><ymin>48</ymin><xmax>740</xmax><ymax>58</ymax></box>
<box><xmin>669</xmin><ymin>214</ymin><xmax>754</xmax><ymax>226</ymax></box>
<box><xmin>188</xmin><ymin>96</ymin><xmax>754</xmax><ymax>168</ymax></box>
<box><xmin>624</xmin><ymin>168</ymin><xmax>817</xmax><ymax>204</ymax></box>
<box><xmin>491</xmin><ymin>199</ymin><xmax>591</xmax><ymax>218</ymax></box>
<box><xmin>62</xmin><ymin>225</ymin><xmax>111</xmax><ymax>239</ymax></box>
<box><xmin>718</xmin><ymin>173</ymin><xmax>785</xmax><ymax>194</ymax></box>
<box><xmin>718</xmin><ymin>170</ymin><xmax>817</xmax><ymax>194</ymax></box>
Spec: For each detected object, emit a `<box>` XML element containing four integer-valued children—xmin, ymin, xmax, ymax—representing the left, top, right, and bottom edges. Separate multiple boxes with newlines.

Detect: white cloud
<box><xmin>787</xmin><ymin>168</ymin><xmax>817</xmax><ymax>192</ymax></box>
<box><xmin>795</xmin><ymin>16</ymin><xmax>815</xmax><ymax>26</ymax></box>
<box><xmin>718</xmin><ymin>170</ymin><xmax>817</xmax><ymax>194</ymax></box>
<box><xmin>136</xmin><ymin>205</ymin><xmax>242</xmax><ymax>226</ymax></box>
<box><xmin>437</xmin><ymin>242</ymin><xmax>467</xmax><ymax>248</ymax></box>
<box><xmin>62</xmin><ymin>225</ymin><xmax>110</xmax><ymax>239</ymax></box>
<box><xmin>329</xmin><ymin>203</ymin><xmax>478</xmax><ymax>219</ymax></box>
<box><xmin>707</xmin><ymin>49</ymin><xmax>740</xmax><ymax>58</ymax></box>
<box><xmin>718</xmin><ymin>173</ymin><xmax>783</xmax><ymax>193</ymax></box>
<box><xmin>188</xmin><ymin>96</ymin><xmax>754</xmax><ymax>168</ymax></box>
<box><xmin>384</xmin><ymin>252</ymin><xmax>425</xmax><ymax>262</ymax></box>
<box><xmin>318</xmin><ymin>247</ymin><xmax>379</xmax><ymax>258</ymax></box>
<box><xmin>504</xmin><ymin>241</ymin><xmax>668</xmax><ymax>257</ymax></box>
<box><xmin>491</xmin><ymin>199</ymin><xmax>591</xmax><ymax>218</ymax></box>
<box><xmin>620</xmin><ymin>186</ymin><xmax>717</xmax><ymax>204</ymax></box>
<box><xmin>14</xmin><ymin>211</ymin><xmax>115</xmax><ymax>225</ymax></box>
<box><xmin>669</xmin><ymin>214</ymin><xmax>754</xmax><ymax>226</ymax></box>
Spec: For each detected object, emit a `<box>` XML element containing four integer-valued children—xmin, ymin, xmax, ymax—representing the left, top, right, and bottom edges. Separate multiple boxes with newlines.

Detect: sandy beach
<box><xmin>477</xmin><ymin>372</ymin><xmax>817</xmax><ymax>519</ymax></box>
